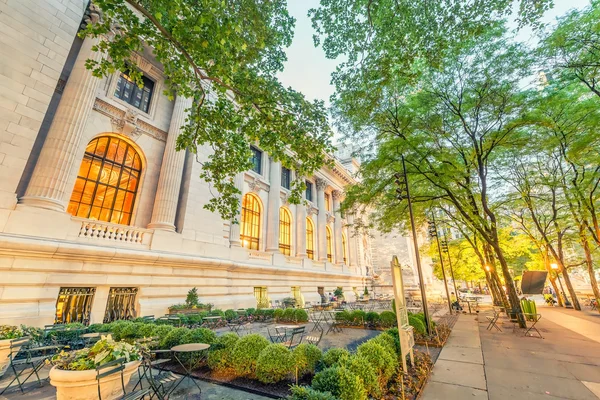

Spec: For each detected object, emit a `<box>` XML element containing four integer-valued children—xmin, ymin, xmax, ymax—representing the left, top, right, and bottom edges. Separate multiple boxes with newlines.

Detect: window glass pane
<box><xmin>113</xmin><ymin>190</ymin><xmax>126</xmax><ymax>211</ymax></box>
<box><xmin>115</xmin><ymin>71</ymin><xmax>154</xmax><ymax>113</ymax></box>
<box><xmin>115</xmin><ymin>141</ymin><xmax>127</xmax><ymax>164</ymax></box>
<box><xmin>93</xmin><ymin>185</ymin><xmax>107</xmax><ymax>206</ymax></box>
<box><xmin>81</xmin><ymin>180</ymin><xmax>96</xmax><ymax>205</ymax></box>
<box><xmin>76</xmin><ymin>204</ymin><xmax>90</xmax><ymax>218</ymax></box>
<box><xmin>250</xmin><ymin>146</ymin><xmax>262</xmax><ymax>174</ymax></box>
<box><xmin>305</xmin><ymin>181</ymin><xmax>312</xmax><ymax>201</ymax></box>
<box><xmin>93</xmin><ymin>137</ymin><xmax>109</xmax><ymax>157</ymax></box>
<box><xmin>102</xmin><ymin>187</ymin><xmax>116</xmax><ymax>209</ymax></box>
<box><xmin>87</xmin><ymin>159</ymin><xmax>102</xmax><ymax>182</ymax></box>
<box><xmin>119</xmin><ymin>170</ymin><xmax>131</xmax><ymax>189</ymax></box>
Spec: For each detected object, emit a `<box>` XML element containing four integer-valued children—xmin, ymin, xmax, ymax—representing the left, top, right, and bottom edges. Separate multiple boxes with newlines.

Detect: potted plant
<box><xmin>168</xmin><ymin>288</ymin><xmax>213</xmax><ymax>314</ymax></box>
<box><xmin>49</xmin><ymin>335</ymin><xmax>142</xmax><ymax>400</ymax></box>
<box><xmin>363</xmin><ymin>286</ymin><xmax>370</xmax><ymax>300</ymax></box>
<box><xmin>333</xmin><ymin>287</ymin><xmax>345</xmax><ymax>301</ymax></box>
<box><xmin>0</xmin><ymin>325</ymin><xmax>25</xmax><ymax>377</ymax></box>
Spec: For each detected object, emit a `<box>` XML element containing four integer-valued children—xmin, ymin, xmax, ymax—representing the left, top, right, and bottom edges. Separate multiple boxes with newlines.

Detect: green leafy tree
<box><xmin>82</xmin><ymin>0</ymin><xmax>334</xmax><ymax>221</ymax></box>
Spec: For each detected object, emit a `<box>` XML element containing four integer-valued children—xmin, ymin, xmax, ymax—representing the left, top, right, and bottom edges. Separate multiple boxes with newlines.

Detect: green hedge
<box><xmin>207</xmin><ymin>333</ymin><xmax>239</xmax><ymax>372</ymax></box>
<box><xmin>312</xmin><ymin>366</ymin><xmax>367</xmax><ymax>400</ymax></box>
<box><xmin>231</xmin><ymin>334</ymin><xmax>270</xmax><ymax>377</ymax></box>
<box><xmin>256</xmin><ymin>344</ymin><xmax>295</xmax><ymax>383</ymax></box>
<box><xmin>322</xmin><ymin>348</ymin><xmax>350</xmax><ymax>367</ymax></box>
<box><xmin>287</xmin><ymin>385</ymin><xmax>338</xmax><ymax>400</ymax></box>
<box><xmin>293</xmin><ymin>344</ymin><xmax>322</xmax><ymax>375</ymax></box>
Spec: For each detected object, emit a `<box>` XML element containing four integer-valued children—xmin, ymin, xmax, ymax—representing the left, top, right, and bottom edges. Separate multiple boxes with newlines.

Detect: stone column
<box><xmin>148</xmin><ymin>95</ymin><xmax>192</xmax><ymax>231</ymax></box>
<box><xmin>20</xmin><ymin>10</ymin><xmax>105</xmax><ymax>210</ymax></box>
<box><xmin>332</xmin><ymin>190</ymin><xmax>344</xmax><ymax>264</ymax></box>
<box><xmin>316</xmin><ymin>178</ymin><xmax>328</xmax><ymax>261</ymax></box>
<box><xmin>347</xmin><ymin>213</ymin><xmax>359</xmax><ymax>268</ymax></box>
<box><xmin>266</xmin><ymin>158</ymin><xmax>281</xmax><ymax>252</ymax></box>
<box><xmin>229</xmin><ymin>172</ymin><xmax>245</xmax><ymax>247</ymax></box>
<box><xmin>295</xmin><ymin>186</ymin><xmax>307</xmax><ymax>257</ymax></box>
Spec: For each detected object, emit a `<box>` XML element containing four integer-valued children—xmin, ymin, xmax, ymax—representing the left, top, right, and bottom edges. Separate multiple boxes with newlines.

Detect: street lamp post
<box><xmin>394</xmin><ymin>155</ymin><xmax>431</xmax><ymax>335</ymax></box>
<box><xmin>428</xmin><ymin>215</ymin><xmax>453</xmax><ymax>315</ymax></box>
<box><xmin>551</xmin><ymin>263</ymin><xmax>572</xmax><ymax>308</ymax></box>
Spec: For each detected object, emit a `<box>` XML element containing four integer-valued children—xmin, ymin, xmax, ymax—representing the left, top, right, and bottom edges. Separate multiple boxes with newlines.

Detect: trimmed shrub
<box><xmin>350</xmin><ymin>310</ymin><xmax>366</xmax><ymax>324</ymax></box>
<box><xmin>110</xmin><ymin>321</ymin><xmax>134</xmax><ymax>340</ymax></box>
<box><xmin>322</xmin><ymin>348</ymin><xmax>350</xmax><ymax>367</ymax></box>
<box><xmin>209</xmin><ymin>309</ymin><xmax>225</xmax><ymax>318</ymax></box>
<box><xmin>379</xmin><ymin>311</ymin><xmax>397</xmax><ymax>328</ymax></box>
<box><xmin>282</xmin><ymin>308</ymin><xmax>296</xmax><ymax>322</ymax></box>
<box><xmin>159</xmin><ymin>327</ymin><xmax>190</xmax><ymax>349</ymax></box>
<box><xmin>88</xmin><ymin>323</ymin><xmax>113</xmax><ymax>333</ymax></box>
<box><xmin>365</xmin><ymin>312</ymin><xmax>380</xmax><ymax>324</ymax></box>
<box><xmin>383</xmin><ymin>328</ymin><xmax>401</xmax><ymax>355</ymax></box>
<box><xmin>262</xmin><ymin>308</ymin><xmax>275</xmax><ymax>319</ymax></box>
<box><xmin>408</xmin><ymin>315</ymin><xmax>426</xmax><ymax>335</ymax></box>
<box><xmin>120</xmin><ymin>322</ymin><xmax>145</xmax><ymax>339</ymax></box>
<box><xmin>231</xmin><ymin>334</ymin><xmax>270</xmax><ymax>377</ymax></box>
<box><xmin>138</xmin><ymin>323</ymin><xmax>156</xmax><ymax>338</ymax></box>
<box><xmin>181</xmin><ymin>328</ymin><xmax>217</xmax><ymax>345</ymax></box>
<box><xmin>371</xmin><ymin>332</ymin><xmax>396</xmax><ymax>355</ymax></box>
<box><xmin>186</xmin><ymin>313</ymin><xmax>204</xmax><ymax>325</ymax></box>
<box><xmin>224</xmin><ymin>309</ymin><xmax>237</xmax><ymax>321</ymax></box>
<box><xmin>256</xmin><ymin>344</ymin><xmax>294</xmax><ymax>383</ymax></box>
<box><xmin>287</xmin><ymin>385</ymin><xmax>337</xmax><ymax>400</ymax></box>
<box><xmin>293</xmin><ymin>344</ymin><xmax>322</xmax><ymax>375</ymax></box>
<box><xmin>344</xmin><ymin>355</ymin><xmax>381</xmax><ymax>398</ymax></box>
<box><xmin>356</xmin><ymin>340</ymin><xmax>397</xmax><ymax>391</ymax></box>
<box><xmin>246</xmin><ymin>308</ymin><xmax>256</xmax><ymax>317</ymax></box>
<box><xmin>335</xmin><ymin>310</ymin><xmax>351</xmax><ymax>322</ymax></box>
<box><xmin>274</xmin><ymin>308</ymin><xmax>284</xmax><ymax>320</ymax></box>
<box><xmin>151</xmin><ymin>324</ymin><xmax>174</xmax><ymax>339</ymax></box>
<box><xmin>312</xmin><ymin>366</ymin><xmax>367</xmax><ymax>400</ymax></box>
<box><xmin>294</xmin><ymin>308</ymin><xmax>309</xmax><ymax>323</ymax></box>
<box><xmin>207</xmin><ymin>333</ymin><xmax>239</xmax><ymax>372</ymax></box>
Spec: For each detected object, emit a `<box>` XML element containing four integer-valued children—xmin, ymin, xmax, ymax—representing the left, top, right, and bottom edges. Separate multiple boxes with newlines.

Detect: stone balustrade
<box><xmin>75</xmin><ymin>218</ymin><xmax>151</xmax><ymax>245</ymax></box>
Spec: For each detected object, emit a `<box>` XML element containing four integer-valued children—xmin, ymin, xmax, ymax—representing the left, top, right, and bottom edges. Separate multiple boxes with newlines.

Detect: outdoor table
<box><xmin>170</xmin><ymin>343</ymin><xmax>210</xmax><ymax>395</ymax></box>
<box><xmin>203</xmin><ymin>316</ymin><xmax>222</xmax><ymax>329</ymax></box>
<box><xmin>407</xmin><ymin>307</ymin><xmax>421</xmax><ymax>314</ymax></box>
<box><xmin>325</xmin><ymin>311</ymin><xmax>342</xmax><ymax>334</ymax></box>
<box><xmin>310</xmin><ymin>311</ymin><xmax>326</xmax><ymax>331</ymax></box>
<box><xmin>464</xmin><ymin>299</ymin><xmax>479</xmax><ymax>314</ymax></box>
<box><xmin>80</xmin><ymin>332</ymin><xmax>101</xmax><ymax>346</ymax></box>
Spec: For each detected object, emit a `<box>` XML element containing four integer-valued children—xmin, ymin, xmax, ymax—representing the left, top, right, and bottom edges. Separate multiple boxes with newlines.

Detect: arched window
<box><xmin>306</xmin><ymin>218</ymin><xmax>315</xmax><ymax>260</ymax></box>
<box><xmin>326</xmin><ymin>226</ymin><xmax>333</xmax><ymax>262</ymax></box>
<box><xmin>67</xmin><ymin>136</ymin><xmax>141</xmax><ymax>225</ymax></box>
<box><xmin>342</xmin><ymin>233</ymin><xmax>348</xmax><ymax>264</ymax></box>
<box><xmin>240</xmin><ymin>193</ymin><xmax>261</xmax><ymax>250</ymax></box>
<box><xmin>279</xmin><ymin>207</ymin><xmax>292</xmax><ymax>256</ymax></box>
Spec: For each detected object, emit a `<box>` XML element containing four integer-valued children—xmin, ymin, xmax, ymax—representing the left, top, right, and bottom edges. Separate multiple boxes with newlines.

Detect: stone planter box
<box><xmin>0</xmin><ymin>338</ymin><xmax>23</xmax><ymax>377</ymax></box>
<box><xmin>168</xmin><ymin>308</ymin><xmax>210</xmax><ymax>315</ymax></box>
<box><xmin>50</xmin><ymin>360</ymin><xmax>141</xmax><ymax>400</ymax></box>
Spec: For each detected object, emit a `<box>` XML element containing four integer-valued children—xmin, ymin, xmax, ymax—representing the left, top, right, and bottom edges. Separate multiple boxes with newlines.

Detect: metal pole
<box><xmin>442</xmin><ymin>228</ymin><xmax>457</xmax><ymax>293</ymax></box>
<box><xmin>430</xmin><ymin>215</ymin><xmax>452</xmax><ymax>315</ymax></box>
<box><xmin>402</xmin><ymin>155</ymin><xmax>431</xmax><ymax>334</ymax></box>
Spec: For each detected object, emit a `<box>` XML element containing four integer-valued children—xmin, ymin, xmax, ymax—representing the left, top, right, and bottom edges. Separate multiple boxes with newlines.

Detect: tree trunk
<box><xmin>491</xmin><ymin>269</ymin><xmax>509</xmax><ymax>309</ymax></box>
<box><xmin>560</xmin><ymin>265</ymin><xmax>581</xmax><ymax>310</ymax></box>
<box><xmin>549</xmin><ymin>273</ymin><xmax>563</xmax><ymax>307</ymax></box>
<box><xmin>580</xmin><ymin>230</ymin><xmax>600</xmax><ymax>313</ymax></box>
<box><xmin>491</xmin><ymin>241</ymin><xmax>525</xmax><ymax>327</ymax></box>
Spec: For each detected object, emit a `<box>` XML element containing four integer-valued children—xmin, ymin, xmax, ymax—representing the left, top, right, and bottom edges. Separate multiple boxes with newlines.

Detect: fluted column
<box><xmin>295</xmin><ymin>185</ymin><xmax>307</xmax><ymax>257</ymax></box>
<box><xmin>21</xmin><ymin>11</ymin><xmax>105</xmax><ymax>210</ymax></box>
<box><xmin>266</xmin><ymin>158</ymin><xmax>281</xmax><ymax>252</ymax></box>
<box><xmin>148</xmin><ymin>95</ymin><xmax>192</xmax><ymax>231</ymax></box>
<box><xmin>229</xmin><ymin>172</ymin><xmax>244</xmax><ymax>246</ymax></box>
<box><xmin>332</xmin><ymin>190</ymin><xmax>343</xmax><ymax>264</ymax></box>
<box><xmin>316</xmin><ymin>178</ymin><xmax>328</xmax><ymax>261</ymax></box>
<box><xmin>347</xmin><ymin>213</ymin><xmax>359</xmax><ymax>268</ymax></box>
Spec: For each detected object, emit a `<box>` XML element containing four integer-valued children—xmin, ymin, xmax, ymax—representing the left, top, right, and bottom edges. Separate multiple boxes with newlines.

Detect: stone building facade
<box><xmin>0</xmin><ymin>1</ymin><xmax>370</xmax><ymax>327</ymax></box>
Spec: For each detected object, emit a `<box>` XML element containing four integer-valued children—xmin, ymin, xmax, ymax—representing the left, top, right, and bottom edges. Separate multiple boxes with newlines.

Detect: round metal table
<box><xmin>170</xmin><ymin>343</ymin><xmax>210</xmax><ymax>394</ymax></box>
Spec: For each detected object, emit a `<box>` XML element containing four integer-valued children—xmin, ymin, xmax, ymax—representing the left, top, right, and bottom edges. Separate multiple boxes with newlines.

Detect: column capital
<box><xmin>315</xmin><ymin>177</ymin><xmax>328</xmax><ymax>191</ymax></box>
<box><xmin>332</xmin><ymin>190</ymin><xmax>343</xmax><ymax>201</ymax></box>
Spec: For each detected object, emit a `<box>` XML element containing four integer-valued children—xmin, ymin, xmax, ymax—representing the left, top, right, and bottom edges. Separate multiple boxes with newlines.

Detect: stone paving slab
<box><xmin>483</xmin><ymin>352</ymin><xmax>574</xmax><ymax>379</ymax></box>
<box><xmin>584</xmin><ymin>382</ymin><xmax>600</xmax><ymax>399</ymax></box>
<box><xmin>420</xmin><ymin>381</ymin><xmax>488</xmax><ymax>400</ymax></box>
<box><xmin>444</xmin><ymin>332</ymin><xmax>481</xmax><ymax>349</ymax></box>
<box><xmin>437</xmin><ymin>345</ymin><xmax>483</xmax><ymax>365</ymax></box>
<box><xmin>429</xmin><ymin>358</ymin><xmax>487</xmax><ymax>390</ymax></box>
<box><xmin>487</xmin><ymin>383</ymin><xmax>572</xmax><ymax>400</ymax></box>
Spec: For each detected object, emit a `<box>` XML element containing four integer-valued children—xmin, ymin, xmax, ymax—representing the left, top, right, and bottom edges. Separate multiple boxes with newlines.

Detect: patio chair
<box><xmin>282</xmin><ymin>327</ymin><xmax>305</xmax><ymax>350</ymax></box>
<box><xmin>303</xmin><ymin>329</ymin><xmax>323</xmax><ymax>347</ymax></box>
<box><xmin>485</xmin><ymin>309</ymin><xmax>502</xmax><ymax>332</ymax></box>
<box><xmin>0</xmin><ymin>338</ymin><xmax>62</xmax><ymax>395</ymax></box>
<box><xmin>268</xmin><ymin>327</ymin><xmax>287</xmax><ymax>343</ymax></box>
<box><xmin>522</xmin><ymin>313</ymin><xmax>543</xmax><ymax>339</ymax></box>
<box><xmin>95</xmin><ymin>358</ymin><xmax>150</xmax><ymax>400</ymax></box>
<box><xmin>133</xmin><ymin>351</ymin><xmax>181</xmax><ymax>400</ymax></box>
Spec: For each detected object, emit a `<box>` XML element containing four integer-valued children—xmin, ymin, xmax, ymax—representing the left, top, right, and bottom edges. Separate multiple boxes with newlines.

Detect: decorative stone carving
<box><xmin>80</xmin><ymin>3</ymin><xmax>103</xmax><ymax>30</ymax></box>
<box><xmin>248</xmin><ymin>177</ymin><xmax>261</xmax><ymax>194</ymax></box>
<box><xmin>280</xmin><ymin>192</ymin><xmax>289</xmax><ymax>205</ymax></box>
<box><xmin>327</xmin><ymin>213</ymin><xmax>335</xmax><ymax>224</ymax></box>
<box><xmin>306</xmin><ymin>205</ymin><xmax>318</xmax><ymax>216</ymax></box>
<box><xmin>92</xmin><ymin>98</ymin><xmax>167</xmax><ymax>142</ymax></box>
<box><xmin>332</xmin><ymin>190</ymin><xmax>342</xmax><ymax>200</ymax></box>
<box><xmin>315</xmin><ymin>177</ymin><xmax>328</xmax><ymax>191</ymax></box>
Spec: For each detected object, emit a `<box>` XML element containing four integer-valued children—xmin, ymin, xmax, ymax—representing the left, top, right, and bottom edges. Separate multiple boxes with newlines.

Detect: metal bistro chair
<box><xmin>96</xmin><ymin>358</ymin><xmax>150</xmax><ymax>400</ymax></box>
<box><xmin>133</xmin><ymin>350</ymin><xmax>182</xmax><ymax>400</ymax></box>
<box><xmin>303</xmin><ymin>329</ymin><xmax>323</xmax><ymax>347</ymax></box>
<box><xmin>282</xmin><ymin>327</ymin><xmax>305</xmax><ymax>350</ymax></box>
<box><xmin>485</xmin><ymin>309</ymin><xmax>502</xmax><ymax>332</ymax></box>
<box><xmin>0</xmin><ymin>338</ymin><xmax>61</xmax><ymax>395</ymax></box>
<box><xmin>268</xmin><ymin>327</ymin><xmax>287</xmax><ymax>343</ymax></box>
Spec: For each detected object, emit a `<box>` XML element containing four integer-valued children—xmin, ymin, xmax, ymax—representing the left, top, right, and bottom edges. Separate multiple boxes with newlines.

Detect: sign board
<box><xmin>521</xmin><ymin>271</ymin><xmax>548</xmax><ymax>294</ymax></box>
<box><xmin>390</xmin><ymin>255</ymin><xmax>414</xmax><ymax>371</ymax></box>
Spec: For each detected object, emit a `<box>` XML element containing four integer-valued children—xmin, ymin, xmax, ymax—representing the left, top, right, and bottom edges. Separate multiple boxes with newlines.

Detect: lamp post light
<box><xmin>551</xmin><ymin>263</ymin><xmax>572</xmax><ymax>308</ymax></box>
<box><xmin>394</xmin><ymin>155</ymin><xmax>431</xmax><ymax>335</ymax></box>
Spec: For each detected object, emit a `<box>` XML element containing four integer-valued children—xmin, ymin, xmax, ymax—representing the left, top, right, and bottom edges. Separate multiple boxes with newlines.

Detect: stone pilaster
<box><xmin>148</xmin><ymin>95</ymin><xmax>192</xmax><ymax>231</ymax></box>
<box><xmin>20</xmin><ymin>9</ymin><xmax>105</xmax><ymax>211</ymax></box>
<box><xmin>347</xmin><ymin>213</ymin><xmax>359</xmax><ymax>268</ymax></box>
<box><xmin>266</xmin><ymin>158</ymin><xmax>281</xmax><ymax>252</ymax></box>
<box><xmin>229</xmin><ymin>172</ymin><xmax>245</xmax><ymax>247</ymax></box>
<box><xmin>295</xmin><ymin>184</ymin><xmax>307</xmax><ymax>257</ymax></box>
<box><xmin>316</xmin><ymin>177</ymin><xmax>328</xmax><ymax>261</ymax></box>
<box><xmin>332</xmin><ymin>190</ymin><xmax>343</xmax><ymax>264</ymax></box>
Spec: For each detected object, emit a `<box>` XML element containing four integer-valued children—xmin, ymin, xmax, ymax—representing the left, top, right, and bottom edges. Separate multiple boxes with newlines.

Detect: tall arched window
<box><xmin>342</xmin><ymin>233</ymin><xmax>348</xmax><ymax>264</ymax></box>
<box><xmin>240</xmin><ymin>193</ymin><xmax>261</xmax><ymax>250</ymax></box>
<box><xmin>68</xmin><ymin>136</ymin><xmax>141</xmax><ymax>225</ymax></box>
<box><xmin>326</xmin><ymin>226</ymin><xmax>333</xmax><ymax>262</ymax></box>
<box><xmin>279</xmin><ymin>207</ymin><xmax>292</xmax><ymax>256</ymax></box>
<box><xmin>306</xmin><ymin>218</ymin><xmax>315</xmax><ymax>260</ymax></box>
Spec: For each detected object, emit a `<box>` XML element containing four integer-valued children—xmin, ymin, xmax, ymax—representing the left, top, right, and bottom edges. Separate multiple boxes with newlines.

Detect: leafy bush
<box><xmin>383</xmin><ymin>328</ymin><xmax>401</xmax><ymax>355</ymax></box>
<box><xmin>371</xmin><ymin>333</ymin><xmax>396</xmax><ymax>355</ymax></box>
<box><xmin>262</xmin><ymin>308</ymin><xmax>275</xmax><ymax>319</ymax></box>
<box><xmin>408</xmin><ymin>315</ymin><xmax>426</xmax><ymax>335</ymax></box>
<box><xmin>334</xmin><ymin>287</ymin><xmax>344</xmax><ymax>297</ymax></box>
<box><xmin>294</xmin><ymin>308</ymin><xmax>309</xmax><ymax>323</ymax></box>
<box><xmin>120</xmin><ymin>322</ymin><xmax>146</xmax><ymax>339</ymax></box>
<box><xmin>231</xmin><ymin>334</ymin><xmax>270</xmax><ymax>377</ymax></box>
<box><xmin>274</xmin><ymin>309</ymin><xmax>284</xmax><ymax>320</ymax></box>
<box><xmin>365</xmin><ymin>312</ymin><xmax>380</xmax><ymax>323</ymax></box>
<box><xmin>335</xmin><ymin>310</ymin><xmax>351</xmax><ymax>322</ymax></box>
<box><xmin>50</xmin><ymin>335</ymin><xmax>141</xmax><ymax>371</ymax></box>
<box><xmin>322</xmin><ymin>348</ymin><xmax>350</xmax><ymax>367</ymax></box>
<box><xmin>356</xmin><ymin>340</ymin><xmax>397</xmax><ymax>391</ymax></box>
<box><xmin>287</xmin><ymin>385</ymin><xmax>338</xmax><ymax>400</ymax></box>
<box><xmin>256</xmin><ymin>344</ymin><xmax>294</xmax><ymax>383</ymax></box>
<box><xmin>181</xmin><ymin>328</ymin><xmax>217</xmax><ymax>345</ymax></box>
<box><xmin>282</xmin><ymin>308</ymin><xmax>296</xmax><ymax>322</ymax></box>
<box><xmin>47</xmin><ymin>322</ymin><xmax>87</xmax><ymax>343</ymax></box>
<box><xmin>151</xmin><ymin>324</ymin><xmax>174</xmax><ymax>339</ymax></box>
<box><xmin>207</xmin><ymin>333</ymin><xmax>239</xmax><ymax>372</ymax></box>
<box><xmin>312</xmin><ymin>366</ymin><xmax>367</xmax><ymax>400</ymax></box>
<box><xmin>224</xmin><ymin>309</ymin><xmax>237</xmax><ymax>321</ymax></box>
<box><xmin>378</xmin><ymin>311</ymin><xmax>397</xmax><ymax>328</ymax></box>
<box><xmin>344</xmin><ymin>355</ymin><xmax>381</xmax><ymax>398</ymax></box>
<box><xmin>0</xmin><ymin>325</ymin><xmax>24</xmax><ymax>340</ymax></box>
<box><xmin>350</xmin><ymin>310</ymin><xmax>366</xmax><ymax>324</ymax></box>
<box><xmin>185</xmin><ymin>287</ymin><xmax>199</xmax><ymax>307</ymax></box>
<box><xmin>293</xmin><ymin>344</ymin><xmax>322</xmax><ymax>375</ymax></box>
<box><xmin>88</xmin><ymin>323</ymin><xmax>112</xmax><ymax>333</ymax></box>
<box><xmin>159</xmin><ymin>327</ymin><xmax>190</xmax><ymax>349</ymax></box>
<box><xmin>246</xmin><ymin>308</ymin><xmax>256</xmax><ymax>316</ymax></box>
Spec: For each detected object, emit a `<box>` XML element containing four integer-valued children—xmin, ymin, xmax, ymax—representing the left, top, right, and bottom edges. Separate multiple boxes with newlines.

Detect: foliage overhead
<box><xmin>84</xmin><ymin>0</ymin><xmax>334</xmax><ymax>221</ymax></box>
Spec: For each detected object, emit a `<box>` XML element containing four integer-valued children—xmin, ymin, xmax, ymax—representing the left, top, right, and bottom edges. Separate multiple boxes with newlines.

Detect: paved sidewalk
<box><xmin>422</xmin><ymin>307</ymin><xmax>600</xmax><ymax>400</ymax></box>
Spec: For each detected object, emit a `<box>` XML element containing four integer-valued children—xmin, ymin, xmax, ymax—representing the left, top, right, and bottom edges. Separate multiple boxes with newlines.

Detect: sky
<box><xmin>277</xmin><ymin>0</ymin><xmax>591</xmax><ymax>107</ymax></box>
